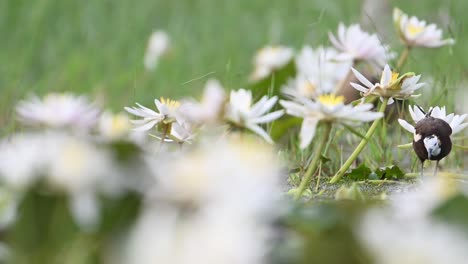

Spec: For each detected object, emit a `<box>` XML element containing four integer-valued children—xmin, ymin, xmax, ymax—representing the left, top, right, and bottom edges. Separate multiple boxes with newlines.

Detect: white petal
<box><xmin>299</xmin><ymin>118</ymin><xmax>319</xmax><ymax>149</ymax></box>
<box><xmin>452</xmin><ymin>123</ymin><xmax>468</xmax><ymax>135</ymax></box>
<box><xmin>351</xmin><ymin>68</ymin><xmax>374</xmax><ymax>88</ymax></box>
<box><xmin>250</xmin><ymin>110</ymin><xmax>284</xmax><ymax>124</ymax></box>
<box><xmin>380</xmin><ymin>65</ymin><xmax>392</xmax><ymax>86</ymax></box>
<box><xmin>124</xmin><ymin>106</ymin><xmax>153</xmax><ymax>118</ymax></box>
<box><xmin>250</xmin><ymin>96</ymin><xmax>277</xmax><ymax>117</ymax></box>
<box><xmin>246</xmin><ymin>124</ymin><xmax>273</xmax><ymax>144</ymax></box>
<box><xmin>133</xmin><ymin>120</ymin><xmax>159</xmax><ymax>131</ymax></box>
<box><xmin>279</xmin><ymin>100</ymin><xmax>306</xmax><ymax>117</ymax></box>
<box><xmin>398</xmin><ymin>119</ymin><xmax>415</xmax><ymax>134</ymax></box>
<box><xmin>350</xmin><ymin>82</ymin><xmax>370</xmax><ymax>93</ymax></box>
<box><xmin>136</xmin><ymin>103</ymin><xmax>160</xmax><ymax>116</ymax></box>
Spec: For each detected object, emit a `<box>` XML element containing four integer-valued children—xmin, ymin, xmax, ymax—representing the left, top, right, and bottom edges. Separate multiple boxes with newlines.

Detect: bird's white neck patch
<box><xmin>414</xmin><ymin>133</ymin><xmax>422</xmax><ymax>142</ymax></box>
<box><xmin>423</xmin><ymin>135</ymin><xmax>441</xmax><ymax>159</ymax></box>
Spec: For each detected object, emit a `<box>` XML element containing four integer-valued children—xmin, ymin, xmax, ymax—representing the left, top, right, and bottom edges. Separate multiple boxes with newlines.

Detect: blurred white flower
<box><xmin>350</xmin><ymin>64</ymin><xmax>424</xmax><ymax>104</ymax></box>
<box><xmin>98</xmin><ymin>112</ymin><xmax>131</xmax><ymax>140</ymax></box>
<box><xmin>144</xmin><ymin>30</ymin><xmax>170</xmax><ymax>70</ymax></box>
<box><xmin>124</xmin><ymin>137</ymin><xmax>282</xmax><ymax>264</ymax></box>
<box><xmin>360</xmin><ymin>210</ymin><xmax>468</xmax><ymax>264</ymax></box>
<box><xmin>0</xmin><ymin>133</ymin><xmax>51</xmax><ymax>188</ymax></box>
<box><xmin>153</xmin><ymin>136</ymin><xmax>281</xmax><ymax>209</ymax></box>
<box><xmin>125</xmin><ymin>97</ymin><xmax>180</xmax><ymax>132</ymax></box>
<box><xmin>16</xmin><ymin>93</ymin><xmax>100</xmax><ymax>130</ymax></box>
<box><xmin>359</xmin><ymin>178</ymin><xmax>468</xmax><ymax>264</ymax></box>
<box><xmin>398</xmin><ymin>105</ymin><xmax>468</xmax><ymax>135</ymax></box>
<box><xmin>250</xmin><ymin>45</ymin><xmax>294</xmax><ymax>82</ymax></box>
<box><xmin>0</xmin><ymin>132</ymin><xmax>128</xmax><ymax>230</ymax></box>
<box><xmin>225</xmin><ymin>89</ymin><xmax>284</xmax><ymax>143</ymax></box>
<box><xmin>280</xmin><ymin>94</ymin><xmax>383</xmax><ymax>148</ymax></box>
<box><xmin>125</xmin><ymin>206</ymin><xmax>271</xmax><ymax>264</ymax></box>
<box><xmin>389</xmin><ymin>178</ymin><xmax>458</xmax><ymax>221</ymax></box>
<box><xmin>179</xmin><ymin>79</ymin><xmax>226</xmax><ymax>125</ymax></box>
<box><xmin>394</xmin><ymin>8</ymin><xmax>455</xmax><ymax>48</ymax></box>
<box><xmin>283</xmin><ymin>46</ymin><xmax>351</xmax><ymax>98</ymax></box>
<box><xmin>328</xmin><ymin>23</ymin><xmax>393</xmax><ymax>68</ymax></box>
<box><xmin>46</xmin><ymin>134</ymin><xmax>114</xmax><ymax>193</ymax></box>
<box><xmin>169</xmin><ymin>121</ymin><xmax>196</xmax><ymax>144</ymax></box>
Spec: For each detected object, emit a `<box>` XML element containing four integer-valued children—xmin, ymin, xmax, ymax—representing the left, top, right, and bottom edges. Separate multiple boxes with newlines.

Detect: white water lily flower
<box><xmin>180</xmin><ymin>79</ymin><xmax>226</xmax><ymax>125</ymax></box>
<box><xmin>225</xmin><ymin>89</ymin><xmax>284</xmax><ymax>143</ymax></box>
<box><xmin>394</xmin><ymin>8</ymin><xmax>455</xmax><ymax>48</ymax></box>
<box><xmin>125</xmin><ymin>97</ymin><xmax>181</xmax><ymax>132</ymax></box>
<box><xmin>282</xmin><ymin>46</ymin><xmax>351</xmax><ymax>98</ymax></box>
<box><xmin>144</xmin><ymin>30</ymin><xmax>170</xmax><ymax>70</ymax></box>
<box><xmin>249</xmin><ymin>46</ymin><xmax>294</xmax><ymax>82</ymax></box>
<box><xmin>280</xmin><ymin>94</ymin><xmax>383</xmax><ymax>149</ymax></box>
<box><xmin>16</xmin><ymin>93</ymin><xmax>100</xmax><ymax>130</ymax></box>
<box><xmin>350</xmin><ymin>64</ymin><xmax>424</xmax><ymax>104</ymax></box>
<box><xmin>329</xmin><ymin>23</ymin><xmax>393</xmax><ymax>68</ymax></box>
<box><xmin>398</xmin><ymin>105</ymin><xmax>468</xmax><ymax>135</ymax></box>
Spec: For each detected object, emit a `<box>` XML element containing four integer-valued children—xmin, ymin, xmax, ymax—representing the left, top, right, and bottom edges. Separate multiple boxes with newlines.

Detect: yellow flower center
<box><xmin>407</xmin><ymin>24</ymin><xmax>425</xmax><ymax>36</ymax></box>
<box><xmin>318</xmin><ymin>94</ymin><xmax>344</xmax><ymax>106</ymax></box>
<box><xmin>160</xmin><ymin>97</ymin><xmax>180</xmax><ymax>110</ymax></box>
<box><xmin>391</xmin><ymin>72</ymin><xmax>400</xmax><ymax>83</ymax></box>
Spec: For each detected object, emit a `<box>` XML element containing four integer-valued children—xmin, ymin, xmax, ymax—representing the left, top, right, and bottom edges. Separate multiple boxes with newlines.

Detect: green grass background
<box><xmin>1</xmin><ymin>0</ymin><xmax>467</xmax><ymax>134</ymax></box>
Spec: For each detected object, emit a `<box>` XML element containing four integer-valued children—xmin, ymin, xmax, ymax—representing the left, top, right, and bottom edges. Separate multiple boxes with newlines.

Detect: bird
<box><xmin>412</xmin><ymin>108</ymin><xmax>452</xmax><ymax>178</ymax></box>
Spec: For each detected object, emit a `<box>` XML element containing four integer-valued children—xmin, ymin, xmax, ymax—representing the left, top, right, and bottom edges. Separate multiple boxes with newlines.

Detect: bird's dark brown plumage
<box><xmin>412</xmin><ymin>116</ymin><xmax>452</xmax><ymax>162</ymax></box>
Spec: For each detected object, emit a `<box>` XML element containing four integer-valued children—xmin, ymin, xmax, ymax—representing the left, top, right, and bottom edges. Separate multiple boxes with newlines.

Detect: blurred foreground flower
<box><xmin>282</xmin><ymin>46</ymin><xmax>351</xmax><ymax>99</ymax></box>
<box><xmin>0</xmin><ymin>132</ymin><xmax>132</xmax><ymax>230</ymax></box>
<box><xmin>398</xmin><ymin>105</ymin><xmax>468</xmax><ymax>135</ymax></box>
<box><xmin>144</xmin><ymin>30</ymin><xmax>170</xmax><ymax>71</ymax></box>
<box><xmin>328</xmin><ymin>23</ymin><xmax>393</xmax><ymax>68</ymax></box>
<box><xmin>123</xmin><ymin>136</ymin><xmax>282</xmax><ymax>264</ymax></box>
<box><xmin>394</xmin><ymin>8</ymin><xmax>455</xmax><ymax>48</ymax></box>
<box><xmin>351</xmin><ymin>64</ymin><xmax>424</xmax><ymax>104</ymax></box>
<box><xmin>16</xmin><ymin>93</ymin><xmax>100</xmax><ymax>130</ymax></box>
<box><xmin>358</xmin><ymin>178</ymin><xmax>468</xmax><ymax>264</ymax></box>
<box><xmin>98</xmin><ymin>111</ymin><xmax>131</xmax><ymax>140</ymax></box>
<box><xmin>280</xmin><ymin>94</ymin><xmax>383</xmax><ymax>148</ymax></box>
<box><xmin>225</xmin><ymin>89</ymin><xmax>284</xmax><ymax>143</ymax></box>
<box><xmin>249</xmin><ymin>45</ymin><xmax>294</xmax><ymax>82</ymax></box>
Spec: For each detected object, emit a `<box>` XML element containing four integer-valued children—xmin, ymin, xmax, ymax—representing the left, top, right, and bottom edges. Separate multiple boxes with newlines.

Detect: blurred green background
<box><xmin>1</xmin><ymin>0</ymin><xmax>467</xmax><ymax>134</ymax></box>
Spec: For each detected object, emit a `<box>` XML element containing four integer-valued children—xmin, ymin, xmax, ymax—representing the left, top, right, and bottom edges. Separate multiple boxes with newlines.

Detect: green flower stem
<box><xmin>294</xmin><ymin>121</ymin><xmax>333</xmax><ymax>200</ymax></box>
<box><xmin>330</xmin><ymin>97</ymin><xmax>389</xmax><ymax>183</ymax></box>
<box><xmin>396</xmin><ymin>46</ymin><xmax>411</xmax><ymax>71</ymax></box>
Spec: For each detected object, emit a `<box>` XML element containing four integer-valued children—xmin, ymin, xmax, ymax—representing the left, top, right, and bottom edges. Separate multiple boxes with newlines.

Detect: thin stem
<box><xmin>294</xmin><ymin>122</ymin><xmax>333</xmax><ymax>200</ymax></box>
<box><xmin>330</xmin><ymin>97</ymin><xmax>389</xmax><ymax>183</ymax></box>
<box><xmin>158</xmin><ymin>123</ymin><xmax>170</xmax><ymax>152</ymax></box>
<box><xmin>314</xmin><ymin>163</ymin><xmax>322</xmax><ymax>193</ymax></box>
<box><xmin>396</xmin><ymin>46</ymin><xmax>411</xmax><ymax>71</ymax></box>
